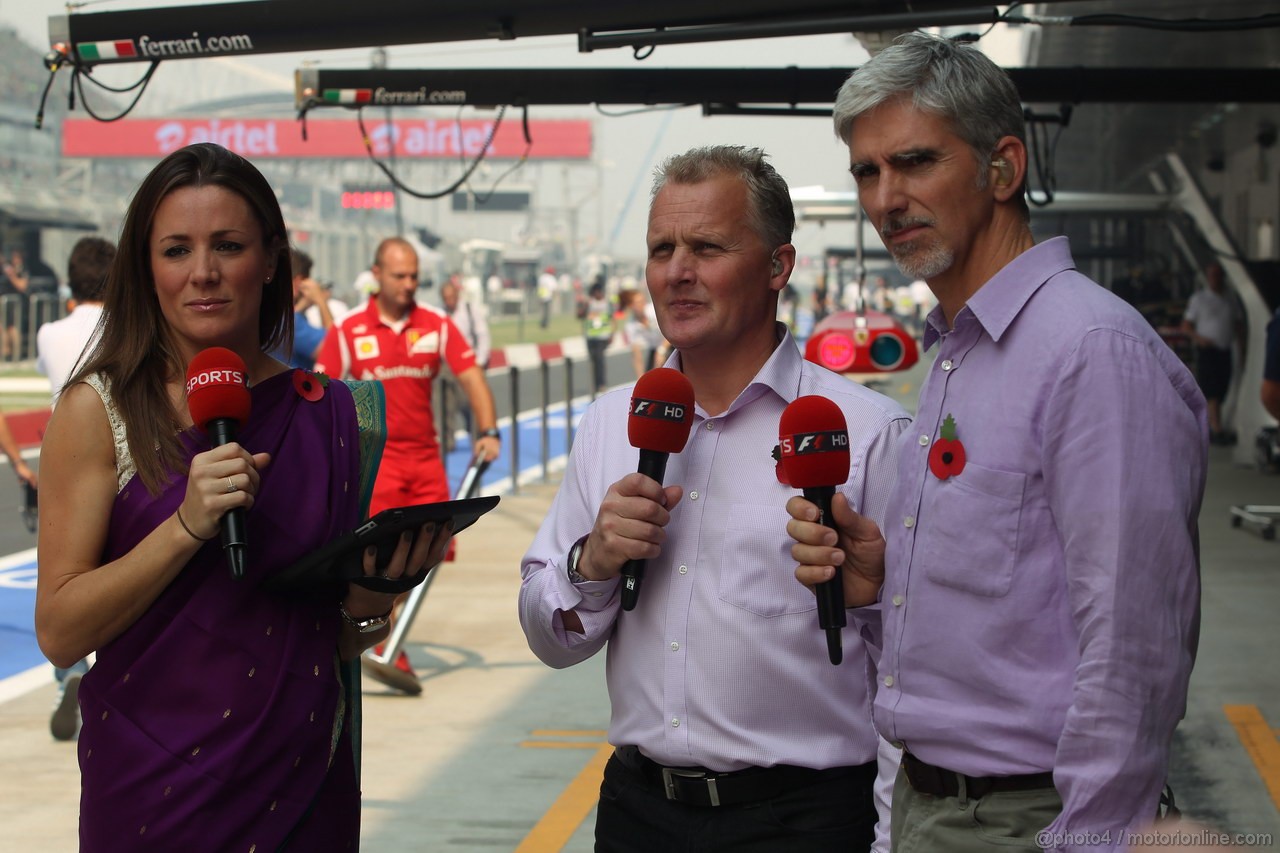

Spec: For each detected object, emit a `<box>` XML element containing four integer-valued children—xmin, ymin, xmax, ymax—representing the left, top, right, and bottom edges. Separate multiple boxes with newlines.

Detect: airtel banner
<box><xmin>61</xmin><ymin>117</ymin><xmax>592</xmax><ymax>159</ymax></box>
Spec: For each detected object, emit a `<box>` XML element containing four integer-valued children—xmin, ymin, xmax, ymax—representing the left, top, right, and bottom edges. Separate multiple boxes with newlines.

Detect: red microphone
<box><xmin>621</xmin><ymin>367</ymin><xmax>694</xmax><ymax>611</ymax></box>
<box><xmin>186</xmin><ymin>347</ymin><xmax>252</xmax><ymax>580</ymax></box>
<box><xmin>779</xmin><ymin>395</ymin><xmax>851</xmax><ymax>665</ymax></box>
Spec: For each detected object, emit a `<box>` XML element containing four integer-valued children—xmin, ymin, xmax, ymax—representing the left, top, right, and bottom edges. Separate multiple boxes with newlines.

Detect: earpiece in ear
<box><xmin>771</xmin><ymin>256</ymin><xmax>783</xmax><ymax>276</ymax></box>
<box><xmin>990</xmin><ymin>158</ymin><xmax>1012</xmax><ymax>185</ymax></box>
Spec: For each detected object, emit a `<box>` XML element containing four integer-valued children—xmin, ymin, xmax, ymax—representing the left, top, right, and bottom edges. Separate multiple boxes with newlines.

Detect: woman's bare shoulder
<box><xmin>45</xmin><ymin>381</ymin><xmax>113</xmax><ymax>456</ymax></box>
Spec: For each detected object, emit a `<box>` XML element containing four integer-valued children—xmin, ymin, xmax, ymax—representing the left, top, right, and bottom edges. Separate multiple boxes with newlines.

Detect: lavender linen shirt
<box><xmin>872</xmin><ymin>238</ymin><xmax>1206</xmax><ymax>851</ymax></box>
<box><xmin>520</xmin><ymin>329</ymin><xmax>909</xmax><ymax>775</ymax></box>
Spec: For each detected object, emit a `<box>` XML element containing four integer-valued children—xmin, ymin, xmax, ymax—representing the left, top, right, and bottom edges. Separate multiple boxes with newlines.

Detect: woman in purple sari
<box><xmin>35</xmin><ymin>143</ymin><xmax>447</xmax><ymax>851</ymax></box>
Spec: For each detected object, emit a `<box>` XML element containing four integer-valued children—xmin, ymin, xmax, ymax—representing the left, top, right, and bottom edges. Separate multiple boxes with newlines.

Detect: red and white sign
<box><xmin>61</xmin><ymin>117</ymin><xmax>592</xmax><ymax>160</ymax></box>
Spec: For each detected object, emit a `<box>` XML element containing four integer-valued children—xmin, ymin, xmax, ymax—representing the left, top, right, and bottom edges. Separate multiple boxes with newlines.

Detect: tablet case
<box><xmin>264</xmin><ymin>495</ymin><xmax>501</xmax><ymax>595</ymax></box>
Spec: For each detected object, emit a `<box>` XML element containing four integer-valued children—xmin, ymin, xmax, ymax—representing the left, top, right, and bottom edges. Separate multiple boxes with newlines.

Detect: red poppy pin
<box><xmin>292</xmin><ymin>369</ymin><xmax>329</xmax><ymax>402</ymax></box>
<box><xmin>928</xmin><ymin>413</ymin><xmax>966</xmax><ymax>480</ymax></box>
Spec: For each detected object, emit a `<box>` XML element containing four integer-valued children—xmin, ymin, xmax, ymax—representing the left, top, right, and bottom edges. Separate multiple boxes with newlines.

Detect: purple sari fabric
<box><xmin>78</xmin><ymin>371</ymin><xmax>364</xmax><ymax>852</ymax></box>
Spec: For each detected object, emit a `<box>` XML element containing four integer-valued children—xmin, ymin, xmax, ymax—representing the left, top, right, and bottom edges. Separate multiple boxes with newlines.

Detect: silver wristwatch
<box><xmin>339</xmin><ymin>603</ymin><xmax>392</xmax><ymax>633</ymax></box>
<box><xmin>566</xmin><ymin>535</ymin><xmax>591</xmax><ymax>584</ymax></box>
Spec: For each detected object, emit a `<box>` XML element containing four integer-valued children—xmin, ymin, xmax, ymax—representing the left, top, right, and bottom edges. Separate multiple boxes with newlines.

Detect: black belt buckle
<box><xmin>662</xmin><ymin>766</ymin><xmax>721</xmax><ymax>807</ymax></box>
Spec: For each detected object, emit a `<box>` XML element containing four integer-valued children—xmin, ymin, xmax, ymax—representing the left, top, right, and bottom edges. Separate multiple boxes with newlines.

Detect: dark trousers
<box><xmin>595</xmin><ymin>752</ymin><xmax>877</xmax><ymax>853</ymax></box>
<box><xmin>587</xmin><ymin>337</ymin><xmax>610</xmax><ymax>391</ymax></box>
<box><xmin>1194</xmin><ymin>344</ymin><xmax>1232</xmax><ymax>402</ymax></box>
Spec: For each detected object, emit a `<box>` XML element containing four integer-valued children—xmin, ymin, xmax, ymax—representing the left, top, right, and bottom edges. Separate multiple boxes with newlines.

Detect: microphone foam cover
<box><xmin>779</xmin><ymin>395</ymin><xmax>851</xmax><ymax>489</ymax></box>
<box><xmin>628</xmin><ymin>367</ymin><xmax>695</xmax><ymax>454</ymax></box>
<box><xmin>186</xmin><ymin>347</ymin><xmax>251</xmax><ymax>430</ymax></box>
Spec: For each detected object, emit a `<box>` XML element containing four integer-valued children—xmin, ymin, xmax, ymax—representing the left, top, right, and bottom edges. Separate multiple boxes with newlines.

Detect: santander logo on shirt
<box><xmin>362</xmin><ymin>365</ymin><xmax>435</xmax><ymax>381</ymax></box>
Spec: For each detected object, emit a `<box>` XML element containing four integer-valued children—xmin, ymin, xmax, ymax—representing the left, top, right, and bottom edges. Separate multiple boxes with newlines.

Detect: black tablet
<box><xmin>265</xmin><ymin>495</ymin><xmax>501</xmax><ymax>595</ymax></box>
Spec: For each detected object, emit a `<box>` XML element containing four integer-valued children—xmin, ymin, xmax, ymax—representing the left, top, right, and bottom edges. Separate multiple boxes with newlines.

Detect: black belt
<box><xmin>614</xmin><ymin>745</ymin><xmax>875</xmax><ymax>809</ymax></box>
<box><xmin>902</xmin><ymin>752</ymin><xmax>1055</xmax><ymax>800</ymax></box>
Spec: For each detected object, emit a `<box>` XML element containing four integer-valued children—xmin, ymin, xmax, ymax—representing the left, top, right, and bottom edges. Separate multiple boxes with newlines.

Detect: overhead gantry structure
<box><xmin>43</xmin><ymin>0</ymin><xmax>1280</xmax><ymax>116</ymax></box>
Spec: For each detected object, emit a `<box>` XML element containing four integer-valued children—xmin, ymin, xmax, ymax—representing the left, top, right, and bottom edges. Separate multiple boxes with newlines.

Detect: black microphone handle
<box><xmin>803</xmin><ymin>484</ymin><xmax>846</xmax><ymax>665</ymax></box>
<box><xmin>208</xmin><ymin>417</ymin><xmax>248</xmax><ymax>580</ymax></box>
<box><xmin>620</xmin><ymin>448</ymin><xmax>670</xmax><ymax>612</ymax></box>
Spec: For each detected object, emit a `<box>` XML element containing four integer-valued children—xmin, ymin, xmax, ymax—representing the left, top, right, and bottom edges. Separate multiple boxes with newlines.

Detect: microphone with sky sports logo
<box><xmin>621</xmin><ymin>367</ymin><xmax>694</xmax><ymax>612</ymax></box>
<box><xmin>779</xmin><ymin>395</ymin><xmax>851</xmax><ymax>665</ymax></box>
<box><xmin>186</xmin><ymin>347</ymin><xmax>252</xmax><ymax>580</ymax></box>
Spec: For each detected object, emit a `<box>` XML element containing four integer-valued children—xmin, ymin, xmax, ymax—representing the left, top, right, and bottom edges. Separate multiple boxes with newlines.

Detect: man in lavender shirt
<box><xmin>520</xmin><ymin>145</ymin><xmax>910</xmax><ymax>852</ymax></box>
<box><xmin>789</xmin><ymin>34</ymin><xmax>1206</xmax><ymax>853</ymax></box>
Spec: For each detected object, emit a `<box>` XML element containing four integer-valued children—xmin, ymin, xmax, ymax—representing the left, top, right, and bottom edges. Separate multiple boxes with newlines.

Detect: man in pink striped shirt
<box><xmin>791</xmin><ymin>33</ymin><xmax>1205</xmax><ymax>853</ymax></box>
<box><xmin>520</xmin><ymin>145</ymin><xmax>910</xmax><ymax>852</ymax></box>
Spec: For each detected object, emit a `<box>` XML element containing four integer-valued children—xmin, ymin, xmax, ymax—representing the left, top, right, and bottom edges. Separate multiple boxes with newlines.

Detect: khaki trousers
<box><xmin>891</xmin><ymin>763</ymin><xmax>1063</xmax><ymax>852</ymax></box>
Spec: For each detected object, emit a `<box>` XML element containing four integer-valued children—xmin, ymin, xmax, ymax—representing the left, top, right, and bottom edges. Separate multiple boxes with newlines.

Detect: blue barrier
<box><xmin>0</xmin><ymin>556</ymin><xmax>41</xmax><ymax>681</ymax></box>
<box><xmin>443</xmin><ymin>397</ymin><xmax>588</xmax><ymax>495</ymax></box>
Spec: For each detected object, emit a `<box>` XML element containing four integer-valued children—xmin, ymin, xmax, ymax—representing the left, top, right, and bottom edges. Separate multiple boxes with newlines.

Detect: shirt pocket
<box><xmin>717</xmin><ymin>504</ymin><xmax>817</xmax><ymax>618</ymax></box>
<box><xmin>919</xmin><ymin>462</ymin><xmax>1026</xmax><ymax>598</ymax></box>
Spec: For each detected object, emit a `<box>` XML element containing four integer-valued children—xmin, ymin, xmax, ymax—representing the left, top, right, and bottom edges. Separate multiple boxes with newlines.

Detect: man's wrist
<box><xmin>566</xmin><ymin>535</ymin><xmax>593</xmax><ymax>583</ymax></box>
<box><xmin>479</xmin><ymin>427</ymin><xmax>501</xmax><ymax>440</ymax></box>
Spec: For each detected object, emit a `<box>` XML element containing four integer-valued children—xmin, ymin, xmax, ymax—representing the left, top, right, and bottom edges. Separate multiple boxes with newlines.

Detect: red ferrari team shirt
<box><xmin>315</xmin><ymin>298</ymin><xmax>477</xmax><ymax>450</ymax></box>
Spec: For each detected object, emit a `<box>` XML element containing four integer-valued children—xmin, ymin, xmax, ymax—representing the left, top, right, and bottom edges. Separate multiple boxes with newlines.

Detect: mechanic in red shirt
<box><xmin>316</xmin><ymin>236</ymin><xmax>501</xmax><ymax>692</ymax></box>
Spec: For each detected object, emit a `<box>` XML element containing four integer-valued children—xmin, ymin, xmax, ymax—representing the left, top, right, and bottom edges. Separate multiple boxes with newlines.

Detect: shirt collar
<box><xmin>361</xmin><ymin>295</ymin><xmax>414</xmax><ymax>329</ymax></box>
<box><xmin>922</xmin><ymin>236</ymin><xmax>1076</xmax><ymax>349</ymax></box>
<box><xmin>667</xmin><ymin>322</ymin><xmax>803</xmax><ymax>418</ymax></box>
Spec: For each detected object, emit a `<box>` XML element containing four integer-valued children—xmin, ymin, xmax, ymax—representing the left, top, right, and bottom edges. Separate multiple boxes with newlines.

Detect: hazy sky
<box><xmin>2</xmin><ymin>1</ymin><xmax>1024</xmax><ymax>267</ymax></box>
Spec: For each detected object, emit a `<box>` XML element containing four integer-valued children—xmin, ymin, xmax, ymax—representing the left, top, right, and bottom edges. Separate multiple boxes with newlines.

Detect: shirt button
<box><xmin>678</xmin><ymin>565</ymin><xmax>688</xmax><ymax>575</ymax></box>
<box><xmin>903</xmin><ymin>516</ymin><xmax>915</xmax><ymax>528</ymax></box>
<box><xmin>918</xmin><ymin>435</ymin><xmax>930</xmax><ymax>446</ymax></box>
<box><xmin>883</xmin><ymin>675</ymin><xmax>895</xmax><ymax>687</ymax></box>
<box><xmin>670</xmin><ymin>642</ymin><xmax>680</xmax><ymax>651</ymax></box>
<box><xmin>705</xmin><ymin>422</ymin><xmax>715</xmax><ymax>431</ymax></box>
<box><xmin>671</xmin><ymin>718</ymin><xmax>680</xmax><ymax>728</ymax></box>
<box><xmin>689</xmin><ymin>491</ymin><xmax>699</xmax><ymax>500</ymax></box>
<box><xmin>941</xmin><ymin>359</ymin><xmax>954</xmax><ymax>371</ymax></box>
<box><xmin>891</xmin><ymin>741</ymin><xmax>904</xmax><ymax>750</ymax></box>
<box><xmin>892</xmin><ymin>594</ymin><xmax>904</xmax><ymax>606</ymax></box>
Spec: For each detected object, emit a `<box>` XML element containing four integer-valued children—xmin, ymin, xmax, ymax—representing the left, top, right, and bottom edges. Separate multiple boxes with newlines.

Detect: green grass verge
<box><xmin>488</xmin><ymin>311</ymin><xmax>588</xmax><ymax>349</ymax></box>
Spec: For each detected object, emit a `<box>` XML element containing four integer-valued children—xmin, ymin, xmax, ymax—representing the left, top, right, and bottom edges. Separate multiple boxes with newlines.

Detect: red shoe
<box><xmin>361</xmin><ymin>645</ymin><xmax>423</xmax><ymax>696</ymax></box>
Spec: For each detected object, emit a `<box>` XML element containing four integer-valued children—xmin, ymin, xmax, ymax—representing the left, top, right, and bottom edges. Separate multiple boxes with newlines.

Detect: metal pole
<box><xmin>517</xmin><ymin>286</ymin><xmax>526</xmax><ymax>342</ymax></box>
<box><xmin>508</xmin><ymin>365</ymin><xmax>520</xmax><ymax>494</ymax></box>
<box><xmin>564</xmin><ymin>356</ymin><xmax>575</xmax><ymax>454</ymax></box>
<box><xmin>589</xmin><ymin>344</ymin><xmax>598</xmax><ymax>402</ymax></box>
<box><xmin>436</xmin><ymin>375</ymin><xmax>449</xmax><ymax>481</ymax></box>
<box><xmin>0</xmin><ymin>296</ymin><xmax>13</xmax><ymax>363</ymax></box>
<box><xmin>540</xmin><ymin>360</ymin><xmax>551</xmax><ymax>482</ymax></box>
<box><xmin>23</xmin><ymin>298</ymin><xmax>39</xmax><ymax>361</ymax></box>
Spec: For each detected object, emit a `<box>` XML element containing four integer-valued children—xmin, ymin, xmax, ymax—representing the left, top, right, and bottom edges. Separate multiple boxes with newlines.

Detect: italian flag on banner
<box><xmin>77</xmin><ymin>40</ymin><xmax>138</xmax><ymax>60</ymax></box>
<box><xmin>322</xmin><ymin>89</ymin><xmax>373</xmax><ymax>105</ymax></box>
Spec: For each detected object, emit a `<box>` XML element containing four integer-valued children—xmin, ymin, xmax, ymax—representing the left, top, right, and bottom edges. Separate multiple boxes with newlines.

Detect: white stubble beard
<box><xmin>882</xmin><ymin>217</ymin><xmax>954</xmax><ymax>281</ymax></box>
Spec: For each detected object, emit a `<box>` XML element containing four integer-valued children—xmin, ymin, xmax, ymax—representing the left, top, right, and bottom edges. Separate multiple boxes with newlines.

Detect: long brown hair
<box><xmin>69</xmin><ymin>143</ymin><xmax>294</xmax><ymax>494</ymax></box>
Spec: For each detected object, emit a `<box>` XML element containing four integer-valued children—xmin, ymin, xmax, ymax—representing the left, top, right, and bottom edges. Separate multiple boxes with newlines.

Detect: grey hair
<box><xmin>650</xmin><ymin>145</ymin><xmax>795</xmax><ymax>250</ymax></box>
<box><xmin>833</xmin><ymin>33</ymin><xmax>1025</xmax><ymax>183</ymax></box>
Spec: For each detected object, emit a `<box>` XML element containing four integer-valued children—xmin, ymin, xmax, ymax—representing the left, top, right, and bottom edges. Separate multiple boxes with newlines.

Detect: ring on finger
<box><xmin>225</xmin><ymin>476</ymin><xmax>238</xmax><ymax>494</ymax></box>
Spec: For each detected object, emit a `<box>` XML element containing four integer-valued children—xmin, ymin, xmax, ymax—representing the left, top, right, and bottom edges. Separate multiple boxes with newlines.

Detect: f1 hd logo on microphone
<box><xmin>780</xmin><ymin>430</ymin><xmax>849</xmax><ymax>456</ymax></box>
<box><xmin>631</xmin><ymin>397</ymin><xmax>687</xmax><ymax>422</ymax></box>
